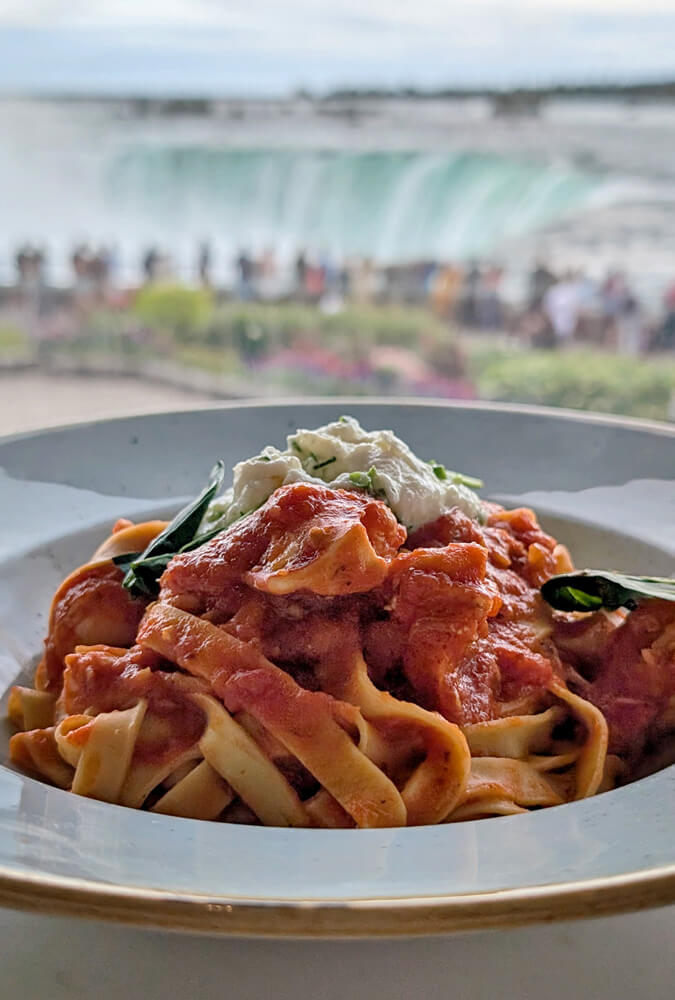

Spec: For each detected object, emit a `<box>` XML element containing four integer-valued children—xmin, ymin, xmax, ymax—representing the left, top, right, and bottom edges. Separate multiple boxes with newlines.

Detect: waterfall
<box><xmin>106</xmin><ymin>147</ymin><xmax>604</xmax><ymax>262</ymax></box>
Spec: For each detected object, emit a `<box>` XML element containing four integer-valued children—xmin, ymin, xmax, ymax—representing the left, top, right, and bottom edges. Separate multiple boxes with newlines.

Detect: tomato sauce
<box><xmin>61</xmin><ymin>644</ymin><xmax>208</xmax><ymax>765</ymax></box>
<box><xmin>42</xmin><ymin>482</ymin><xmax>675</xmax><ymax>763</ymax></box>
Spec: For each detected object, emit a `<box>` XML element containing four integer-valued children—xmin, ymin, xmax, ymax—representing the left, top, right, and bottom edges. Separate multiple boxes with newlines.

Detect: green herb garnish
<box><xmin>313</xmin><ymin>456</ymin><xmax>337</xmax><ymax>471</ymax></box>
<box><xmin>348</xmin><ymin>471</ymin><xmax>372</xmax><ymax>488</ymax></box>
<box><xmin>541</xmin><ymin>570</ymin><xmax>675</xmax><ymax>613</ymax></box>
<box><xmin>113</xmin><ymin>461</ymin><xmax>225</xmax><ymax>597</ymax></box>
<box><xmin>428</xmin><ymin>460</ymin><xmax>482</xmax><ymax>489</ymax></box>
<box><xmin>347</xmin><ymin>467</ymin><xmax>386</xmax><ymax>500</ymax></box>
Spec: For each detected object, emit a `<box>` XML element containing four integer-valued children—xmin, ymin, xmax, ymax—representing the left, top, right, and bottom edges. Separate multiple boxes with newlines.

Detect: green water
<box><xmin>107</xmin><ymin>147</ymin><xmax>603</xmax><ymax>260</ymax></box>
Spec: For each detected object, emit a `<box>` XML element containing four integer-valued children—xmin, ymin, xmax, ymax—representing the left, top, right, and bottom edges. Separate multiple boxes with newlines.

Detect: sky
<box><xmin>0</xmin><ymin>0</ymin><xmax>674</xmax><ymax>96</ymax></box>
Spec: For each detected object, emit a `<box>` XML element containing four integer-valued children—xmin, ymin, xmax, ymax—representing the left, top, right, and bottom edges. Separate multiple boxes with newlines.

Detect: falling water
<box><xmin>106</xmin><ymin>147</ymin><xmax>603</xmax><ymax>262</ymax></box>
<box><xmin>0</xmin><ymin>97</ymin><xmax>671</xmax><ymax>293</ymax></box>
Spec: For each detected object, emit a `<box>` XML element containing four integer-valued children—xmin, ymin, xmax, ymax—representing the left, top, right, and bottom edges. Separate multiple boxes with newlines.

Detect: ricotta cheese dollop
<box><xmin>205</xmin><ymin>416</ymin><xmax>484</xmax><ymax>532</ymax></box>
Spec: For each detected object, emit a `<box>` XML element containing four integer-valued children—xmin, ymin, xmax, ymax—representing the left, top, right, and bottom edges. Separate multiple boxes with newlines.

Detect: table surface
<box><xmin>2</xmin><ymin>904</ymin><xmax>675</xmax><ymax>999</ymax></box>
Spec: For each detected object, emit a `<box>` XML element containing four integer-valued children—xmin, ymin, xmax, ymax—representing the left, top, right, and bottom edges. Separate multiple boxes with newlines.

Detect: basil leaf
<box><xmin>138</xmin><ymin>461</ymin><xmax>225</xmax><ymax>562</ymax></box>
<box><xmin>114</xmin><ymin>461</ymin><xmax>225</xmax><ymax>597</ymax></box>
<box><xmin>112</xmin><ymin>551</ymin><xmax>140</xmax><ymax>576</ymax></box>
<box><xmin>541</xmin><ymin>570</ymin><xmax>675</xmax><ymax>612</ymax></box>
<box><xmin>121</xmin><ymin>553</ymin><xmax>175</xmax><ymax>596</ymax></box>
<box><xmin>178</xmin><ymin>523</ymin><xmax>225</xmax><ymax>553</ymax></box>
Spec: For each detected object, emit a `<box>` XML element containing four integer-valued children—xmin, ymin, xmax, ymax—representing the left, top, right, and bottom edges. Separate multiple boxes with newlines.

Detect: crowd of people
<box><xmin>230</xmin><ymin>249</ymin><xmax>675</xmax><ymax>352</ymax></box>
<box><xmin>7</xmin><ymin>241</ymin><xmax>675</xmax><ymax>354</ymax></box>
<box><xmin>519</xmin><ymin>264</ymin><xmax>648</xmax><ymax>354</ymax></box>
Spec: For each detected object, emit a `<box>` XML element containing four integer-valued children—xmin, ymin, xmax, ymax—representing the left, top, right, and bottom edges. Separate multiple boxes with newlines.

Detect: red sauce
<box><xmin>38</xmin><ymin>563</ymin><xmax>148</xmax><ymax>693</ymax></box>
<box><xmin>157</xmin><ymin>490</ymin><xmax>573</xmax><ymax>728</ymax></box>
<box><xmin>404</xmin><ymin>509</ymin><xmax>559</xmax><ymax>721</ymax></box>
<box><xmin>61</xmin><ymin>644</ymin><xmax>208</xmax><ymax>765</ymax></box>
<box><xmin>557</xmin><ymin>600</ymin><xmax>675</xmax><ymax>756</ymax></box>
<box><xmin>41</xmin><ymin>486</ymin><xmax>675</xmax><ymax>762</ymax></box>
<box><xmin>162</xmin><ymin>482</ymin><xmax>405</xmax><ymax>607</ymax></box>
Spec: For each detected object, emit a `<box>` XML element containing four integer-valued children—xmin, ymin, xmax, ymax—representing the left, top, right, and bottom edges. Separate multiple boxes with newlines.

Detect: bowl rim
<box><xmin>1</xmin><ymin>860</ymin><xmax>675</xmax><ymax>937</ymax></box>
<box><xmin>2</xmin><ymin>396</ymin><xmax>674</xmax><ymax>448</ymax></box>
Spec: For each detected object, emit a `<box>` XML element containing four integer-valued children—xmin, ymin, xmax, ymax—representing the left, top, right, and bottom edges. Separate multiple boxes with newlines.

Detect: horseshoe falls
<box><xmin>106</xmin><ymin>147</ymin><xmax>605</xmax><ymax>261</ymax></box>
<box><xmin>2</xmin><ymin>97</ymin><xmax>668</xmax><ymax>289</ymax></box>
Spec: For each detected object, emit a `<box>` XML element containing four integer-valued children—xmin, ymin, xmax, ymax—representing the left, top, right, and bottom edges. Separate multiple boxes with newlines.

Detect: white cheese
<box><xmin>205</xmin><ymin>416</ymin><xmax>484</xmax><ymax>532</ymax></box>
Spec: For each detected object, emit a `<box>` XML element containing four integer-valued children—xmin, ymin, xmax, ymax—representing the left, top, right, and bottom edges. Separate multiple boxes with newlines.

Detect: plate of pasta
<box><xmin>0</xmin><ymin>401</ymin><xmax>673</xmax><ymax>936</ymax></box>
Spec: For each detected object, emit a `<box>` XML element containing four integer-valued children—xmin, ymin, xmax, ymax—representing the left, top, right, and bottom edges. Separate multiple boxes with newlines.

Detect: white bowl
<box><xmin>0</xmin><ymin>400</ymin><xmax>673</xmax><ymax>936</ymax></box>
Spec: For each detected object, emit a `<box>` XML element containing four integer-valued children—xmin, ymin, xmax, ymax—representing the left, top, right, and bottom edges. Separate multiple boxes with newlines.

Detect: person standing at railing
<box><xmin>198</xmin><ymin>241</ymin><xmax>212</xmax><ymax>287</ymax></box>
<box><xmin>294</xmin><ymin>251</ymin><xmax>307</xmax><ymax>301</ymax></box>
<box><xmin>528</xmin><ymin>259</ymin><xmax>556</xmax><ymax>309</ymax></box>
<box><xmin>543</xmin><ymin>271</ymin><xmax>582</xmax><ymax>347</ymax></box>
<box><xmin>236</xmin><ymin>249</ymin><xmax>254</xmax><ymax>300</ymax></box>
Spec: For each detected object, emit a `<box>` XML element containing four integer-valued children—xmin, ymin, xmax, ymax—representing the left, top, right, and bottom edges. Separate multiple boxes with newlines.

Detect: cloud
<box><xmin>2</xmin><ymin>0</ymin><xmax>674</xmax><ymax>29</ymax></box>
<box><xmin>0</xmin><ymin>3</ymin><xmax>673</xmax><ymax>93</ymax></box>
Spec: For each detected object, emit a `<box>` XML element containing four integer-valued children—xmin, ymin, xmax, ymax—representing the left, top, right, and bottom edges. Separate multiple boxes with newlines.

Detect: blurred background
<box><xmin>1</xmin><ymin>0</ymin><xmax>675</xmax><ymax>433</ymax></box>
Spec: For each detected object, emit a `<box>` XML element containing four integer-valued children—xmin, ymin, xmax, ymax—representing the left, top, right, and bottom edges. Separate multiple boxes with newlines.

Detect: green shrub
<box><xmin>148</xmin><ymin>298</ymin><xmax>454</xmax><ymax>370</ymax></box>
<box><xmin>133</xmin><ymin>284</ymin><xmax>214</xmax><ymax>337</ymax></box>
<box><xmin>319</xmin><ymin>304</ymin><xmax>447</xmax><ymax>348</ymax></box>
<box><xmin>0</xmin><ymin>325</ymin><xmax>29</xmax><ymax>355</ymax></box>
<box><xmin>468</xmin><ymin>346</ymin><xmax>675</xmax><ymax>421</ymax></box>
<box><xmin>174</xmin><ymin>345</ymin><xmax>244</xmax><ymax>376</ymax></box>
<box><xmin>183</xmin><ymin>301</ymin><xmax>452</xmax><ymax>361</ymax></box>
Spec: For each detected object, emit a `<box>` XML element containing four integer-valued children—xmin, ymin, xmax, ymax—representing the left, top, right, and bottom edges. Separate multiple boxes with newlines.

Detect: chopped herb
<box><xmin>348</xmin><ymin>471</ymin><xmax>372</xmax><ymax>488</ymax></box>
<box><xmin>346</xmin><ymin>467</ymin><xmax>386</xmax><ymax>500</ymax></box>
<box><xmin>452</xmin><ymin>472</ymin><xmax>484</xmax><ymax>489</ymax></box>
<box><xmin>313</xmin><ymin>456</ymin><xmax>337</xmax><ymax>471</ymax></box>
<box><xmin>291</xmin><ymin>441</ymin><xmax>302</xmax><ymax>454</ymax></box>
<box><xmin>541</xmin><ymin>570</ymin><xmax>675</xmax><ymax>613</ymax></box>
<box><xmin>428</xmin><ymin>460</ymin><xmax>482</xmax><ymax>490</ymax></box>
<box><xmin>368</xmin><ymin>467</ymin><xmax>387</xmax><ymax>501</ymax></box>
<box><xmin>338</xmin><ymin>415</ymin><xmax>349</xmax><ymax>423</ymax></box>
<box><xmin>258</xmin><ymin>455</ymin><xmax>271</xmax><ymax>462</ymax></box>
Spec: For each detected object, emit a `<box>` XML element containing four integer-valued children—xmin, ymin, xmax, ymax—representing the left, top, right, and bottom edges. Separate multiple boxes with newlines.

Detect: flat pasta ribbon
<box><xmin>137</xmin><ymin>602</ymin><xmax>407</xmax><ymax>828</ymax></box>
